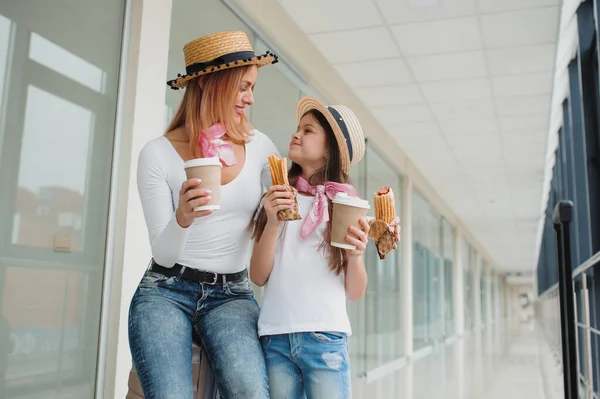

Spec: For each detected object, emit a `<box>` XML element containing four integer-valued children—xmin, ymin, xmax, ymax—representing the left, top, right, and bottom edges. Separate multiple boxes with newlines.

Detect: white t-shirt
<box><xmin>137</xmin><ymin>130</ymin><xmax>276</xmax><ymax>273</ymax></box>
<box><xmin>258</xmin><ymin>194</ymin><xmax>352</xmax><ymax>337</ymax></box>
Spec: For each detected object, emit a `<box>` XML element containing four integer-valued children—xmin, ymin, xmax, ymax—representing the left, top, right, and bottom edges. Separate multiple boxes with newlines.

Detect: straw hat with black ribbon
<box><xmin>296</xmin><ymin>96</ymin><xmax>366</xmax><ymax>174</ymax></box>
<box><xmin>167</xmin><ymin>31</ymin><xmax>278</xmax><ymax>90</ymax></box>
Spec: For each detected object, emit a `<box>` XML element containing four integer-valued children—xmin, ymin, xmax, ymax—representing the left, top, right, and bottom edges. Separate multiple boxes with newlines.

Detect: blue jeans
<box><xmin>261</xmin><ymin>332</ymin><xmax>351</xmax><ymax>399</ymax></box>
<box><xmin>128</xmin><ymin>268</ymin><xmax>269</xmax><ymax>399</ymax></box>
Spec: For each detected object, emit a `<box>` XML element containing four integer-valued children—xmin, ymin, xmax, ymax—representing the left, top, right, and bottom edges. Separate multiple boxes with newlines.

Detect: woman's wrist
<box><xmin>176</xmin><ymin>208</ymin><xmax>191</xmax><ymax>228</ymax></box>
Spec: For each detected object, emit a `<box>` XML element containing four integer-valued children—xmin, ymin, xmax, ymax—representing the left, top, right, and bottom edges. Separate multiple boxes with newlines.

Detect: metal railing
<box><xmin>537</xmin><ymin>200</ymin><xmax>600</xmax><ymax>399</ymax></box>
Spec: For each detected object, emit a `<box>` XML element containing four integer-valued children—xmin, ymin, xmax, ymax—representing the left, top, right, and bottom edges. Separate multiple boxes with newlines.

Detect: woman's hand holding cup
<box><xmin>176</xmin><ymin>178</ymin><xmax>213</xmax><ymax>228</ymax></box>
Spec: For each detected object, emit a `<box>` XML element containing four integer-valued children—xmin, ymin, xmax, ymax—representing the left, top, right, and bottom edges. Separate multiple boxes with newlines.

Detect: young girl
<box><xmin>250</xmin><ymin>97</ymin><xmax>399</xmax><ymax>398</ymax></box>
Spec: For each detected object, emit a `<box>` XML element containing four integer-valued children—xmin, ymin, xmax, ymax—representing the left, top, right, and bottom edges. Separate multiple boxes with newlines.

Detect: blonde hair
<box><xmin>166</xmin><ymin>66</ymin><xmax>254</xmax><ymax>156</ymax></box>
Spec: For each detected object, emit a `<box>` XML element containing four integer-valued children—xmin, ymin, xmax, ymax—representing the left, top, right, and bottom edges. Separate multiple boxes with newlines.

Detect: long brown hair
<box><xmin>250</xmin><ymin>109</ymin><xmax>353</xmax><ymax>275</ymax></box>
<box><xmin>166</xmin><ymin>66</ymin><xmax>254</xmax><ymax>156</ymax></box>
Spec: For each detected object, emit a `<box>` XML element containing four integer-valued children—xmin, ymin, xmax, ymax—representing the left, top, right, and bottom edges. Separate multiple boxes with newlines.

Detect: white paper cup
<box><xmin>331</xmin><ymin>193</ymin><xmax>370</xmax><ymax>250</ymax></box>
<box><xmin>184</xmin><ymin>157</ymin><xmax>222</xmax><ymax>211</ymax></box>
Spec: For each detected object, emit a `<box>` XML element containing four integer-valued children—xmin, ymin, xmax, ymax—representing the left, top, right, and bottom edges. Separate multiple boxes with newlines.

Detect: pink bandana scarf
<box><xmin>295</xmin><ymin>176</ymin><xmax>359</xmax><ymax>239</ymax></box>
<box><xmin>199</xmin><ymin>123</ymin><xmax>237</xmax><ymax>166</ymax></box>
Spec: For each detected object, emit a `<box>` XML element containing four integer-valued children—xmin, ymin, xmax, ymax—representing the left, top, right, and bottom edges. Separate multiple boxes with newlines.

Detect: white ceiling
<box><xmin>278</xmin><ymin>0</ymin><xmax>560</xmax><ymax>271</ymax></box>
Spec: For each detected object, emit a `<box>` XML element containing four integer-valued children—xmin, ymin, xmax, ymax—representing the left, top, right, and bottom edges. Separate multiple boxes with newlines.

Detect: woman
<box><xmin>128</xmin><ymin>31</ymin><xmax>278</xmax><ymax>399</ymax></box>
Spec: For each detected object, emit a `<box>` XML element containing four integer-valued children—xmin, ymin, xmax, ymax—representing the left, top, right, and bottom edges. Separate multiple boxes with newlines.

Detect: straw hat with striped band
<box><xmin>296</xmin><ymin>96</ymin><xmax>366</xmax><ymax>174</ymax></box>
<box><xmin>167</xmin><ymin>31</ymin><xmax>278</xmax><ymax>90</ymax></box>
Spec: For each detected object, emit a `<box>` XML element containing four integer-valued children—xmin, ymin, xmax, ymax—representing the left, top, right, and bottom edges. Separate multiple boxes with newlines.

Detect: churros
<box><xmin>268</xmin><ymin>153</ymin><xmax>301</xmax><ymax>221</ymax></box>
<box><xmin>374</xmin><ymin>187</ymin><xmax>396</xmax><ymax>224</ymax></box>
<box><xmin>368</xmin><ymin>186</ymin><xmax>398</xmax><ymax>259</ymax></box>
<box><xmin>268</xmin><ymin>154</ymin><xmax>292</xmax><ymax>186</ymax></box>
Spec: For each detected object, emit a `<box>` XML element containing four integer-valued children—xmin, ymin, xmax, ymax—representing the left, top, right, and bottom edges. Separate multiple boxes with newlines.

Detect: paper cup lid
<box><xmin>184</xmin><ymin>157</ymin><xmax>221</xmax><ymax>168</ymax></box>
<box><xmin>332</xmin><ymin>193</ymin><xmax>370</xmax><ymax>209</ymax></box>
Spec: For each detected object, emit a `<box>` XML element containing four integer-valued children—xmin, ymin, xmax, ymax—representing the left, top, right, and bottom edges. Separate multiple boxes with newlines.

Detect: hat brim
<box><xmin>296</xmin><ymin>96</ymin><xmax>351</xmax><ymax>174</ymax></box>
<box><xmin>167</xmin><ymin>52</ymin><xmax>277</xmax><ymax>90</ymax></box>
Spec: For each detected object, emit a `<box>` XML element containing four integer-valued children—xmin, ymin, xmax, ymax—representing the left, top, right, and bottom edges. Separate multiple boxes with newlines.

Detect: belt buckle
<box><xmin>209</xmin><ymin>272</ymin><xmax>218</xmax><ymax>285</ymax></box>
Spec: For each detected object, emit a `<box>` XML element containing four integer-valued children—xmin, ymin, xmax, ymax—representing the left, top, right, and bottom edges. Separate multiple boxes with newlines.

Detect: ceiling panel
<box><xmin>495</xmin><ymin>95</ymin><xmax>551</xmax><ymax>116</ymax></box>
<box><xmin>375</xmin><ymin>0</ymin><xmax>477</xmax><ymax>25</ymax></box>
<box><xmin>373</xmin><ymin>104</ymin><xmax>434</xmax><ymax>124</ymax></box>
<box><xmin>407</xmin><ymin>51</ymin><xmax>487</xmax><ymax>81</ymax></box>
<box><xmin>453</xmin><ymin>144</ymin><xmax>503</xmax><ymax>159</ymax></box>
<box><xmin>447</xmin><ymin>135</ymin><xmax>503</xmax><ymax>151</ymax></box>
<box><xmin>386</xmin><ymin>121</ymin><xmax>441</xmax><ymax>140</ymax></box>
<box><xmin>420</xmin><ymin>79</ymin><xmax>492</xmax><ymax>103</ymax></box>
<box><xmin>391</xmin><ymin>17</ymin><xmax>481</xmax><ymax>56</ymax></box>
<box><xmin>492</xmin><ymin>73</ymin><xmax>554</xmax><ymax>96</ymax></box>
<box><xmin>356</xmin><ymin>84</ymin><xmax>424</xmax><ymax>107</ymax></box>
<box><xmin>334</xmin><ymin>58</ymin><xmax>413</xmax><ymax>87</ymax></box>
<box><xmin>498</xmin><ymin>114</ymin><xmax>549</xmax><ymax>130</ymax></box>
<box><xmin>481</xmin><ymin>8</ymin><xmax>559</xmax><ymax>48</ymax></box>
<box><xmin>487</xmin><ymin>44</ymin><xmax>556</xmax><ymax>76</ymax></box>
<box><xmin>277</xmin><ymin>0</ymin><xmax>383</xmax><ymax>34</ymax></box>
<box><xmin>431</xmin><ymin>100</ymin><xmax>495</xmax><ymax>120</ymax></box>
<box><xmin>310</xmin><ymin>27</ymin><xmax>399</xmax><ymax>64</ymax></box>
<box><xmin>440</xmin><ymin>118</ymin><xmax>499</xmax><ymax>135</ymax></box>
<box><xmin>501</xmin><ymin>130</ymin><xmax>548</xmax><ymax>146</ymax></box>
<box><xmin>477</xmin><ymin>0</ymin><xmax>559</xmax><ymax>14</ymax></box>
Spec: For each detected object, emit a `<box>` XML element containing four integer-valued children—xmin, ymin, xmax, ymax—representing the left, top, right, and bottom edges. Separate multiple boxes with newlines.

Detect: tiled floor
<box><xmin>357</xmin><ymin>321</ymin><xmax>547</xmax><ymax>398</ymax></box>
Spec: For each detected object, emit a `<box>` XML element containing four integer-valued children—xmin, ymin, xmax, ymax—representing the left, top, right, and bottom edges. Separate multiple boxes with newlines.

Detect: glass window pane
<box><xmin>0</xmin><ymin>2</ymin><xmax>125</xmax><ymax>396</ymax></box>
<box><xmin>364</xmin><ymin>145</ymin><xmax>403</xmax><ymax>370</ymax></box>
<box><xmin>13</xmin><ymin>86</ymin><xmax>92</xmax><ymax>249</ymax></box>
<box><xmin>0</xmin><ymin>14</ymin><xmax>12</xmax><ymax>159</ymax></box>
<box><xmin>442</xmin><ymin>218</ymin><xmax>455</xmax><ymax>336</ymax></box>
<box><xmin>412</xmin><ymin>190</ymin><xmax>443</xmax><ymax>350</ymax></box>
<box><xmin>29</xmin><ymin>33</ymin><xmax>106</xmax><ymax>93</ymax></box>
<box><xmin>0</xmin><ymin>14</ymin><xmax>10</xmax><ymax>115</ymax></box>
<box><xmin>349</xmin><ymin>156</ymin><xmax>367</xmax><ymax>379</ymax></box>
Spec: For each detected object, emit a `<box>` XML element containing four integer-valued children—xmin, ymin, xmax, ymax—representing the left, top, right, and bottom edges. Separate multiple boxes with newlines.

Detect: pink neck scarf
<box><xmin>295</xmin><ymin>176</ymin><xmax>359</xmax><ymax>239</ymax></box>
<box><xmin>199</xmin><ymin>123</ymin><xmax>237</xmax><ymax>166</ymax></box>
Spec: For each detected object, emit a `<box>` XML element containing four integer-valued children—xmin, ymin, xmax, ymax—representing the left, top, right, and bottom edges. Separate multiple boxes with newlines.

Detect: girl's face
<box><xmin>288</xmin><ymin>113</ymin><xmax>328</xmax><ymax>170</ymax></box>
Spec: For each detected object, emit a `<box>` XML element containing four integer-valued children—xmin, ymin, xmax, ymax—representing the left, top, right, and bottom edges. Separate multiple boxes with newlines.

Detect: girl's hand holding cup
<box><xmin>345</xmin><ymin>218</ymin><xmax>370</xmax><ymax>258</ymax></box>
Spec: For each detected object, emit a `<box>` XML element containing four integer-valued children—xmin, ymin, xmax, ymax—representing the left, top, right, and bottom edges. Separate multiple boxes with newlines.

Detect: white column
<box><xmin>102</xmin><ymin>1</ymin><xmax>173</xmax><ymax>398</ymax></box>
<box><xmin>453</xmin><ymin>230</ymin><xmax>465</xmax><ymax>337</ymax></box>
<box><xmin>494</xmin><ymin>274</ymin><xmax>501</xmax><ymax>325</ymax></box>
<box><xmin>454</xmin><ymin>339</ymin><xmax>466</xmax><ymax>398</ymax></box>
<box><xmin>402</xmin><ymin>178</ymin><xmax>413</xmax><ymax>358</ymax></box>
<box><xmin>473</xmin><ymin>253</ymin><xmax>482</xmax><ymax>330</ymax></box>
<box><xmin>485</xmin><ymin>266</ymin><xmax>493</xmax><ymax>327</ymax></box>
<box><xmin>504</xmin><ymin>280</ymin><xmax>512</xmax><ymax>327</ymax></box>
<box><xmin>509</xmin><ymin>285</ymin><xmax>522</xmax><ymax>333</ymax></box>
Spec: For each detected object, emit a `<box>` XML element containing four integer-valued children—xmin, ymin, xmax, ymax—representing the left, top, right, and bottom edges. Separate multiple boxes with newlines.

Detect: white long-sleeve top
<box><xmin>137</xmin><ymin>130</ymin><xmax>276</xmax><ymax>273</ymax></box>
